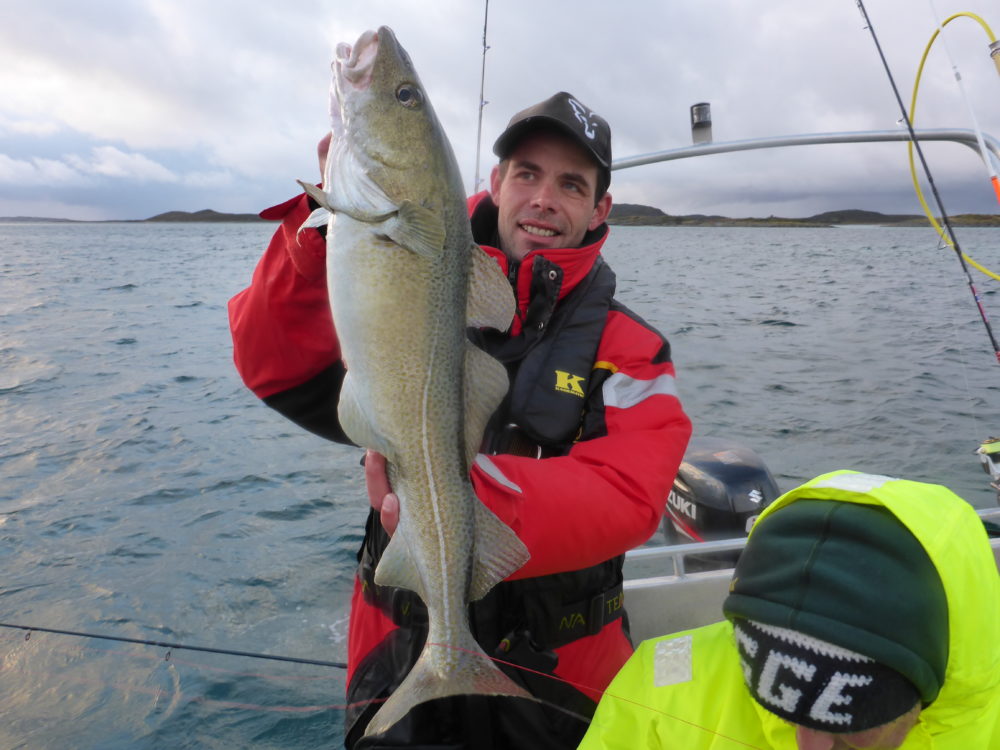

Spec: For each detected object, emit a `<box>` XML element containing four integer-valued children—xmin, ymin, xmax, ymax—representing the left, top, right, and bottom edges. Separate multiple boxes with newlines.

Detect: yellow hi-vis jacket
<box><xmin>578</xmin><ymin>471</ymin><xmax>1000</xmax><ymax>749</ymax></box>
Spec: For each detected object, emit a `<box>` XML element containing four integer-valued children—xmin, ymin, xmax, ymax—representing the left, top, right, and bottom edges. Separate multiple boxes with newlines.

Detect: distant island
<box><xmin>3</xmin><ymin>205</ymin><xmax>999</xmax><ymax>227</ymax></box>
<box><xmin>144</xmin><ymin>209</ymin><xmax>265</xmax><ymax>222</ymax></box>
<box><xmin>0</xmin><ymin>209</ymin><xmax>265</xmax><ymax>224</ymax></box>
<box><xmin>607</xmin><ymin>204</ymin><xmax>1000</xmax><ymax>228</ymax></box>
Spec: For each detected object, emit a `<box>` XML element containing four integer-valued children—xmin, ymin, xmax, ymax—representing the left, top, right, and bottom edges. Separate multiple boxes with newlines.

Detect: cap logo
<box><xmin>567</xmin><ymin>97</ymin><xmax>599</xmax><ymax>141</ymax></box>
<box><xmin>732</xmin><ymin>620</ymin><xmax>920</xmax><ymax>734</ymax></box>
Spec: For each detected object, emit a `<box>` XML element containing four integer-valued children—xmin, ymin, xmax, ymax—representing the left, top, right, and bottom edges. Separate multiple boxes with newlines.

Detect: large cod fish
<box><xmin>298</xmin><ymin>26</ymin><xmax>532</xmax><ymax>737</ymax></box>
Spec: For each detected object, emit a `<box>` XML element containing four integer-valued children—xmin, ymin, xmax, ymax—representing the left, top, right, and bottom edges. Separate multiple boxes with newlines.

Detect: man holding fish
<box><xmin>229</xmin><ymin>26</ymin><xmax>690</xmax><ymax>749</ymax></box>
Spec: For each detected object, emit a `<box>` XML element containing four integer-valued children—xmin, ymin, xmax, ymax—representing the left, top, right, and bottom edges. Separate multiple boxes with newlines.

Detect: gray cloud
<box><xmin>0</xmin><ymin>0</ymin><xmax>998</xmax><ymax>220</ymax></box>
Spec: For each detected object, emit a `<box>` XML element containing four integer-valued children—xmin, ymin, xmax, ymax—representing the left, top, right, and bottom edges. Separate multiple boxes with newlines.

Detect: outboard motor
<box><xmin>663</xmin><ymin>436</ymin><xmax>780</xmax><ymax>569</ymax></box>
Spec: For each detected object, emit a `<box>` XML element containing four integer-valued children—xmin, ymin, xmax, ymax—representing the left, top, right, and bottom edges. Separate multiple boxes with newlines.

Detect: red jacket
<box><xmin>228</xmin><ymin>190</ymin><xmax>691</xmax><ymax>736</ymax></box>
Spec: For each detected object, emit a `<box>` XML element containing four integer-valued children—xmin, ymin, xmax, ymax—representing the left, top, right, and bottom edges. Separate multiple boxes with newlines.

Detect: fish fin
<box><xmin>299</xmin><ymin>206</ymin><xmax>331</xmax><ymax>232</ymax></box>
<box><xmin>337</xmin><ymin>375</ymin><xmax>391</xmax><ymax>455</ymax></box>
<box><xmin>363</xmin><ymin>630</ymin><xmax>534</xmax><ymax>739</ymax></box>
<box><xmin>382</xmin><ymin>200</ymin><xmax>446</xmax><ymax>258</ymax></box>
<box><xmin>296</xmin><ymin>179</ymin><xmax>333</xmax><ymax>211</ymax></box>
<box><xmin>373</xmin><ymin>522</ymin><xmax>429</xmax><ymax>602</ymax></box>
<box><xmin>469</xmin><ymin>499</ymin><xmax>530</xmax><ymax>601</ymax></box>
<box><xmin>467</xmin><ymin>244</ymin><xmax>516</xmax><ymax>331</ymax></box>
<box><xmin>463</xmin><ymin>342</ymin><xmax>509</xmax><ymax>466</ymax></box>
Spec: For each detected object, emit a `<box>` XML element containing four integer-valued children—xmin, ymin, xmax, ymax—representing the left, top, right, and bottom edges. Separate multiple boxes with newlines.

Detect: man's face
<box><xmin>489</xmin><ymin>130</ymin><xmax>612</xmax><ymax>261</ymax></box>
<box><xmin>793</xmin><ymin>702</ymin><xmax>921</xmax><ymax>750</ymax></box>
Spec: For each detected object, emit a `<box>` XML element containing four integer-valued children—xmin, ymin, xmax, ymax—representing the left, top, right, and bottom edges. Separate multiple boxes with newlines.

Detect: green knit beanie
<box><xmin>724</xmin><ymin>499</ymin><xmax>948</xmax><ymax>705</ymax></box>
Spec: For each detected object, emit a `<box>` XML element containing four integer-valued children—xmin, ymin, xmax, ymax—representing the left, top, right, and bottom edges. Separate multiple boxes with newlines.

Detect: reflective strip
<box><xmin>654</xmin><ymin>635</ymin><xmax>693</xmax><ymax>687</ymax></box>
<box><xmin>602</xmin><ymin>371</ymin><xmax>678</xmax><ymax>410</ymax></box>
<box><xmin>812</xmin><ymin>473</ymin><xmax>896</xmax><ymax>494</ymax></box>
<box><xmin>474</xmin><ymin>454</ymin><xmax>523</xmax><ymax>494</ymax></box>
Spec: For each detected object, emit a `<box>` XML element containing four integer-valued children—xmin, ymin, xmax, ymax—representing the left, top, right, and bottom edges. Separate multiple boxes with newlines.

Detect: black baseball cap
<box><xmin>493</xmin><ymin>92</ymin><xmax>612</xmax><ymax>188</ymax></box>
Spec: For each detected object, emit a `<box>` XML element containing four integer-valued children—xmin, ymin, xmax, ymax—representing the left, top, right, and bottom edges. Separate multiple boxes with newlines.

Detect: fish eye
<box><xmin>396</xmin><ymin>84</ymin><xmax>423</xmax><ymax>108</ymax></box>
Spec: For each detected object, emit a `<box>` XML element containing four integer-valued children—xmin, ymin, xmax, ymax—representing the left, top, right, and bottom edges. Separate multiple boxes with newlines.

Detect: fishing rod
<box><xmin>0</xmin><ymin>620</ymin><xmax>348</xmax><ymax>669</ymax></box>
<box><xmin>472</xmin><ymin>0</ymin><xmax>490</xmax><ymax>194</ymax></box>
<box><xmin>855</xmin><ymin>0</ymin><xmax>1000</xmax><ymax>366</ymax></box>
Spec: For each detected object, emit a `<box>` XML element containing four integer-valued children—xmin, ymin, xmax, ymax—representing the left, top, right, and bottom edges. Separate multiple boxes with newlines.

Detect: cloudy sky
<box><xmin>2</xmin><ymin>0</ymin><xmax>999</xmax><ymax>220</ymax></box>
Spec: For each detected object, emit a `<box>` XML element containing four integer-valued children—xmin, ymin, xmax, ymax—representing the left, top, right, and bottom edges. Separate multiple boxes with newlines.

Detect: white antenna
<box><xmin>472</xmin><ymin>0</ymin><xmax>490</xmax><ymax>194</ymax></box>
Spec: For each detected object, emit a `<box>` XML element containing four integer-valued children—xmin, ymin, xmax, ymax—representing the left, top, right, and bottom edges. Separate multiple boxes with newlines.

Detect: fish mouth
<box><xmin>329</xmin><ymin>29</ymin><xmax>381</xmax><ymax>140</ymax></box>
<box><xmin>335</xmin><ymin>29</ymin><xmax>380</xmax><ymax>92</ymax></box>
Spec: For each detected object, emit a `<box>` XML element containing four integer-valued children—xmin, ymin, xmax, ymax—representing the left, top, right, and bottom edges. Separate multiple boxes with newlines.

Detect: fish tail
<box><xmin>362</xmin><ymin>631</ymin><xmax>533</xmax><ymax>738</ymax></box>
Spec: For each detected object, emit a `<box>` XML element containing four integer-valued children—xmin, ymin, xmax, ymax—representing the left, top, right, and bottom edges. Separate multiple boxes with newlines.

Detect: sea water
<box><xmin>1</xmin><ymin>220</ymin><xmax>999</xmax><ymax>748</ymax></box>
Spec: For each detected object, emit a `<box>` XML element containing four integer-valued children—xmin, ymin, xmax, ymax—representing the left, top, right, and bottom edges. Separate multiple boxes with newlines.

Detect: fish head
<box><xmin>326</xmin><ymin>26</ymin><xmax>458</xmax><ymax>215</ymax></box>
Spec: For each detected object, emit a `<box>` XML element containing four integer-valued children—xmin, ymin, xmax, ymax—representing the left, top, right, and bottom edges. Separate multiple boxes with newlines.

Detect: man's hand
<box><xmin>365</xmin><ymin>450</ymin><xmax>399</xmax><ymax>535</ymax></box>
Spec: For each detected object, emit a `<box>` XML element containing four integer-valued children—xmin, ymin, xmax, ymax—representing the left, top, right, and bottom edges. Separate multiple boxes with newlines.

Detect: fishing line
<box><xmin>431</xmin><ymin>641</ymin><xmax>766</xmax><ymax>748</ymax></box>
<box><xmin>2</xmin><ymin>622</ymin><xmax>759</xmax><ymax>743</ymax></box>
<box><xmin>855</xmin><ymin>0</ymin><xmax>1000</xmax><ymax>366</ymax></box>
<box><xmin>7</xmin><ymin>631</ymin><xmax>344</xmax><ymax>684</ymax></box>
<box><xmin>0</xmin><ymin>628</ymin><xmax>352</xmax><ymax>714</ymax></box>
<box><xmin>924</xmin><ymin>2</ymin><xmax>999</xmax><ymax>200</ymax></box>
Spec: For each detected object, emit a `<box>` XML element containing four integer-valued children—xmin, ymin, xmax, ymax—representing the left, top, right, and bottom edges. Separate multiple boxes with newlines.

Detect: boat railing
<box><xmin>625</xmin><ymin>505</ymin><xmax>1000</xmax><ymax>577</ymax></box>
<box><xmin>610</xmin><ymin>127</ymin><xmax>1000</xmax><ymax>173</ymax></box>
<box><xmin>622</xmin><ymin>506</ymin><xmax>1000</xmax><ymax>641</ymax></box>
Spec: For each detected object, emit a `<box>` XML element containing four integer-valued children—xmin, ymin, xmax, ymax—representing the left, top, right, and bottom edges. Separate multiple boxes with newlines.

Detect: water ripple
<box><xmin>2</xmin><ymin>221</ymin><xmax>998</xmax><ymax>748</ymax></box>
